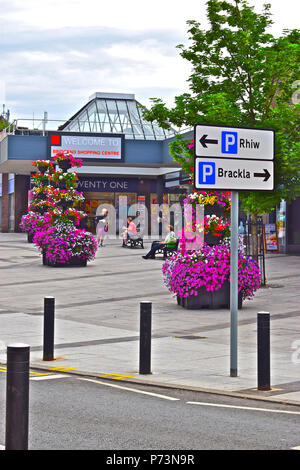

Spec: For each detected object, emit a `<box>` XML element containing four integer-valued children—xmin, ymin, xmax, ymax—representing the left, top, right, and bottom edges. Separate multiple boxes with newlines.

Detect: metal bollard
<box><xmin>5</xmin><ymin>343</ymin><xmax>30</xmax><ymax>450</ymax></box>
<box><xmin>43</xmin><ymin>296</ymin><xmax>55</xmax><ymax>361</ymax></box>
<box><xmin>257</xmin><ymin>311</ymin><xmax>271</xmax><ymax>391</ymax></box>
<box><xmin>139</xmin><ymin>301</ymin><xmax>152</xmax><ymax>375</ymax></box>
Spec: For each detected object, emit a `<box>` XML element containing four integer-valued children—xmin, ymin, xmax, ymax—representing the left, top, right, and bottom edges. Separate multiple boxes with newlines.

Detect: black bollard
<box><xmin>257</xmin><ymin>311</ymin><xmax>271</xmax><ymax>391</ymax></box>
<box><xmin>43</xmin><ymin>296</ymin><xmax>55</xmax><ymax>361</ymax></box>
<box><xmin>139</xmin><ymin>301</ymin><xmax>152</xmax><ymax>375</ymax></box>
<box><xmin>5</xmin><ymin>343</ymin><xmax>30</xmax><ymax>450</ymax></box>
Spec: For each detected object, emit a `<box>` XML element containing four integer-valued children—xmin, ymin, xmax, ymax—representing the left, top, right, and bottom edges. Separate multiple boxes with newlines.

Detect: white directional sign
<box><xmin>194</xmin><ymin>124</ymin><xmax>274</xmax><ymax>191</ymax></box>
<box><xmin>194</xmin><ymin>157</ymin><xmax>274</xmax><ymax>191</ymax></box>
<box><xmin>195</xmin><ymin>124</ymin><xmax>274</xmax><ymax>160</ymax></box>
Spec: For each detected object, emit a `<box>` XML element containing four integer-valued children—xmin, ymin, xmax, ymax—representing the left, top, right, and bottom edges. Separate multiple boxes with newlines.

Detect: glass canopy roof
<box><xmin>59</xmin><ymin>93</ymin><xmax>175</xmax><ymax>140</ymax></box>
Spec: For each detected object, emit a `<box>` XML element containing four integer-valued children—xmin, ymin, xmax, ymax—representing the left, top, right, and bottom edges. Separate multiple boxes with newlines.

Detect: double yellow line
<box><xmin>0</xmin><ymin>366</ymin><xmax>135</xmax><ymax>381</ymax></box>
<box><xmin>98</xmin><ymin>373</ymin><xmax>135</xmax><ymax>380</ymax></box>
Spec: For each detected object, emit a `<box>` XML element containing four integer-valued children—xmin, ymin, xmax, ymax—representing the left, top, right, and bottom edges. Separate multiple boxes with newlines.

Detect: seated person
<box><xmin>142</xmin><ymin>225</ymin><xmax>176</xmax><ymax>259</ymax></box>
<box><xmin>122</xmin><ymin>216</ymin><xmax>137</xmax><ymax>246</ymax></box>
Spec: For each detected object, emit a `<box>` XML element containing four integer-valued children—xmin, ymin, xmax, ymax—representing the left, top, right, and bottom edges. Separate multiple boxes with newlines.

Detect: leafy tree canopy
<box><xmin>142</xmin><ymin>0</ymin><xmax>300</xmax><ymax>215</ymax></box>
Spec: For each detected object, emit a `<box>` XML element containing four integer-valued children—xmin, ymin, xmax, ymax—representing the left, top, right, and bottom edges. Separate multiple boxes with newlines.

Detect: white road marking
<box><xmin>80</xmin><ymin>378</ymin><xmax>180</xmax><ymax>401</ymax></box>
<box><xmin>187</xmin><ymin>401</ymin><xmax>300</xmax><ymax>415</ymax></box>
<box><xmin>30</xmin><ymin>374</ymin><xmax>69</xmax><ymax>381</ymax></box>
<box><xmin>0</xmin><ymin>445</ymin><xmax>4</xmax><ymax>450</ymax></box>
<box><xmin>291</xmin><ymin>446</ymin><xmax>300</xmax><ymax>450</ymax></box>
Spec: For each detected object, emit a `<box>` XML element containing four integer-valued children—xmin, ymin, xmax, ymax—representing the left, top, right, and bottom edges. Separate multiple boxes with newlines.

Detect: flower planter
<box><xmin>45</xmin><ymin>256</ymin><xmax>87</xmax><ymax>267</ymax></box>
<box><xmin>34</xmin><ymin>207</ymin><xmax>49</xmax><ymax>215</ymax></box>
<box><xmin>204</xmin><ymin>204</ymin><xmax>224</xmax><ymax>217</ymax></box>
<box><xmin>36</xmin><ymin>167</ymin><xmax>48</xmax><ymax>174</ymax></box>
<box><xmin>58</xmin><ymin>181</ymin><xmax>67</xmax><ymax>190</ymax></box>
<box><xmin>57</xmin><ymin>199</ymin><xmax>71</xmax><ymax>211</ymax></box>
<box><xmin>177</xmin><ymin>281</ymin><xmax>242</xmax><ymax>310</ymax></box>
<box><xmin>204</xmin><ymin>233</ymin><xmax>224</xmax><ymax>245</ymax></box>
<box><xmin>32</xmin><ymin>192</ymin><xmax>46</xmax><ymax>201</ymax></box>
<box><xmin>58</xmin><ymin>161</ymin><xmax>72</xmax><ymax>172</ymax></box>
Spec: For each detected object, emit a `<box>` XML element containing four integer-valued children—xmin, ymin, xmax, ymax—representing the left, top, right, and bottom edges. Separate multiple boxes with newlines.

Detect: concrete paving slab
<box><xmin>0</xmin><ymin>233</ymin><xmax>299</xmax><ymax>405</ymax></box>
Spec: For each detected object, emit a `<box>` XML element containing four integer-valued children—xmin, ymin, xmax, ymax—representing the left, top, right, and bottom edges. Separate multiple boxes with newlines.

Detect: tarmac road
<box><xmin>0</xmin><ymin>372</ymin><xmax>300</xmax><ymax>451</ymax></box>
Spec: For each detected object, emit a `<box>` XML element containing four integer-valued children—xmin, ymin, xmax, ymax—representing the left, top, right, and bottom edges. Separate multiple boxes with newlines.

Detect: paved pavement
<box><xmin>0</xmin><ymin>233</ymin><xmax>299</xmax><ymax>405</ymax></box>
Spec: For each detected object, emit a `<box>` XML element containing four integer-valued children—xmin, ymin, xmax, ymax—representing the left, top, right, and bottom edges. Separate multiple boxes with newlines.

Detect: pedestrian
<box><xmin>142</xmin><ymin>225</ymin><xmax>176</xmax><ymax>259</ymax></box>
<box><xmin>122</xmin><ymin>216</ymin><xmax>137</xmax><ymax>246</ymax></box>
<box><xmin>96</xmin><ymin>208</ymin><xmax>108</xmax><ymax>247</ymax></box>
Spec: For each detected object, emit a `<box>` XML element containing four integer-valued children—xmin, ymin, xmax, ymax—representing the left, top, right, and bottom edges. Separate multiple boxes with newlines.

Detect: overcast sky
<box><xmin>0</xmin><ymin>0</ymin><xmax>298</xmax><ymax>124</ymax></box>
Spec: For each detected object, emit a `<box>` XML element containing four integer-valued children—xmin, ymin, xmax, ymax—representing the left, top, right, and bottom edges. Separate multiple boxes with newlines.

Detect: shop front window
<box><xmin>115</xmin><ymin>193</ymin><xmax>137</xmax><ymax>233</ymax></box>
<box><xmin>83</xmin><ymin>192</ymin><xmax>114</xmax><ymax>233</ymax></box>
<box><xmin>276</xmin><ymin>200</ymin><xmax>286</xmax><ymax>252</ymax></box>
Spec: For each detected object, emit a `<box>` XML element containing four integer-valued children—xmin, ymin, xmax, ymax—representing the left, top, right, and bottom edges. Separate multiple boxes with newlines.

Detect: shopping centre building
<box><xmin>0</xmin><ymin>92</ymin><xmax>190</xmax><ymax>235</ymax></box>
<box><xmin>0</xmin><ymin>92</ymin><xmax>299</xmax><ymax>253</ymax></box>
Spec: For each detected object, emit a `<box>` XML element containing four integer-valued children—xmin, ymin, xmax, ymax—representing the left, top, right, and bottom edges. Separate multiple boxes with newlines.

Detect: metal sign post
<box><xmin>193</xmin><ymin>123</ymin><xmax>275</xmax><ymax>378</ymax></box>
<box><xmin>230</xmin><ymin>190</ymin><xmax>239</xmax><ymax>377</ymax></box>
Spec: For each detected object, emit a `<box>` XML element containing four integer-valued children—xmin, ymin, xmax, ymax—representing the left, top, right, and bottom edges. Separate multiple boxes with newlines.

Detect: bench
<box><xmin>155</xmin><ymin>239</ymin><xmax>179</xmax><ymax>259</ymax></box>
<box><xmin>125</xmin><ymin>233</ymin><xmax>144</xmax><ymax>249</ymax></box>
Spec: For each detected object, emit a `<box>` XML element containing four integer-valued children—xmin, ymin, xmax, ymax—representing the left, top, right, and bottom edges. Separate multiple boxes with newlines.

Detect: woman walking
<box><xmin>96</xmin><ymin>208</ymin><xmax>108</xmax><ymax>247</ymax></box>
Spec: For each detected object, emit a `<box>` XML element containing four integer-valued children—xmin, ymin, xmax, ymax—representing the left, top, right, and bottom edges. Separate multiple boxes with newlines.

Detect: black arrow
<box><xmin>199</xmin><ymin>134</ymin><xmax>218</xmax><ymax>148</ymax></box>
<box><xmin>254</xmin><ymin>169</ymin><xmax>271</xmax><ymax>182</ymax></box>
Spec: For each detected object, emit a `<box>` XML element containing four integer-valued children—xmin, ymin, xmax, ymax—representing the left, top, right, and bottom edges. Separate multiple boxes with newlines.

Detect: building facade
<box><xmin>0</xmin><ymin>92</ymin><xmax>299</xmax><ymax>253</ymax></box>
<box><xmin>0</xmin><ymin>93</ymin><xmax>190</xmax><ymax>235</ymax></box>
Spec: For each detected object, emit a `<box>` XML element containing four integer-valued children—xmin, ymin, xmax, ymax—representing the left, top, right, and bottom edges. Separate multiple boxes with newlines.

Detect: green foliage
<box><xmin>142</xmin><ymin>0</ymin><xmax>300</xmax><ymax>215</ymax></box>
<box><xmin>0</xmin><ymin>120</ymin><xmax>10</xmax><ymax>131</ymax></box>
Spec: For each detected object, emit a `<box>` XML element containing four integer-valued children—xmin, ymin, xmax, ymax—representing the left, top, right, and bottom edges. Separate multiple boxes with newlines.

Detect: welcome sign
<box><xmin>48</xmin><ymin>131</ymin><xmax>124</xmax><ymax>163</ymax></box>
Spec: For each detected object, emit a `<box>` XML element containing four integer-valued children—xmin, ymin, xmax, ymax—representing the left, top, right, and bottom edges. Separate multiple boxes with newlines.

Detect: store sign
<box><xmin>77</xmin><ymin>176</ymin><xmax>138</xmax><ymax>192</ymax></box>
<box><xmin>48</xmin><ymin>131</ymin><xmax>124</xmax><ymax>162</ymax></box>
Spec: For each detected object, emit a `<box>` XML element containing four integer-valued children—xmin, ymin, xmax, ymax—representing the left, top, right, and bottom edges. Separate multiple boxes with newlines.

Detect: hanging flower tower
<box><xmin>19</xmin><ymin>160</ymin><xmax>54</xmax><ymax>242</ymax></box>
<box><xmin>20</xmin><ymin>152</ymin><xmax>97</xmax><ymax>267</ymax></box>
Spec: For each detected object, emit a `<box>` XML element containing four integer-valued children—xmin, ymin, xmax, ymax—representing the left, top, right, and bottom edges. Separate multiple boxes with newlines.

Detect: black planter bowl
<box><xmin>58</xmin><ymin>181</ymin><xmax>67</xmax><ymax>190</ymax></box>
<box><xmin>33</xmin><ymin>207</ymin><xmax>50</xmax><ymax>215</ymax></box>
<box><xmin>57</xmin><ymin>199</ymin><xmax>72</xmax><ymax>211</ymax></box>
<box><xmin>34</xmin><ymin>166</ymin><xmax>49</xmax><ymax>174</ymax></box>
<box><xmin>204</xmin><ymin>204</ymin><xmax>224</xmax><ymax>217</ymax></box>
<box><xmin>32</xmin><ymin>192</ymin><xmax>47</xmax><ymax>201</ymax></box>
<box><xmin>204</xmin><ymin>232</ymin><xmax>224</xmax><ymax>246</ymax></box>
<box><xmin>45</xmin><ymin>256</ymin><xmax>87</xmax><ymax>267</ymax></box>
<box><xmin>176</xmin><ymin>281</ymin><xmax>242</xmax><ymax>310</ymax></box>
<box><xmin>58</xmin><ymin>161</ymin><xmax>72</xmax><ymax>172</ymax></box>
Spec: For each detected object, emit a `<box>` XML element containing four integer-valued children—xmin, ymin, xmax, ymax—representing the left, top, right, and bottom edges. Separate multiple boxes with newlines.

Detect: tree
<box><xmin>142</xmin><ymin>0</ymin><xmax>300</xmax><ymax>216</ymax></box>
<box><xmin>0</xmin><ymin>119</ymin><xmax>10</xmax><ymax>131</ymax></box>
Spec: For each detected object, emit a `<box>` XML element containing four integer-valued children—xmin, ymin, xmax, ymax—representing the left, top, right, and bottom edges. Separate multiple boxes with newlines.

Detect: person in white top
<box><xmin>142</xmin><ymin>225</ymin><xmax>176</xmax><ymax>259</ymax></box>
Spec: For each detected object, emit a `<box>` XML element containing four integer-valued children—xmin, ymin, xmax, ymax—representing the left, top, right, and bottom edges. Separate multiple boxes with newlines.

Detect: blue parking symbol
<box><xmin>198</xmin><ymin>161</ymin><xmax>215</xmax><ymax>185</ymax></box>
<box><xmin>221</xmin><ymin>131</ymin><xmax>238</xmax><ymax>154</ymax></box>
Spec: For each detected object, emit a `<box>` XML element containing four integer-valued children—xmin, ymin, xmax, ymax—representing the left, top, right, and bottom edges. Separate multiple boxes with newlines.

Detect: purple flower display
<box><xmin>19</xmin><ymin>212</ymin><xmax>51</xmax><ymax>235</ymax></box>
<box><xmin>33</xmin><ymin>223</ymin><xmax>98</xmax><ymax>264</ymax></box>
<box><xmin>162</xmin><ymin>243</ymin><xmax>260</xmax><ymax>301</ymax></box>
